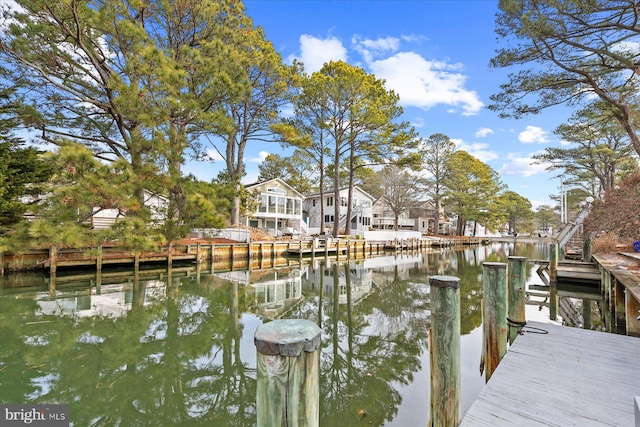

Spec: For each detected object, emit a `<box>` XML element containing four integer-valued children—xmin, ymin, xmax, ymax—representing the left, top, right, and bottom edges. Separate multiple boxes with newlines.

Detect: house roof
<box><xmin>244</xmin><ymin>178</ymin><xmax>305</xmax><ymax>199</ymax></box>
<box><xmin>304</xmin><ymin>186</ymin><xmax>376</xmax><ymax>201</ymax></box>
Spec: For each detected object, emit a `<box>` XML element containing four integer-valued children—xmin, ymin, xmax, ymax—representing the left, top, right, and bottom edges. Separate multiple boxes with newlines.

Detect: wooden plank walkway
<box><xmin>460</xmin><ymin>321</ymin><xmax>640</xmax><ymax>426</ymax></box>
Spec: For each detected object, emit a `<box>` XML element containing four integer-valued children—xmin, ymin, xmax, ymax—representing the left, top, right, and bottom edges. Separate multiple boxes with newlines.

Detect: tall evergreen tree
<box><xmin>442</xmin><ymin>151</ymin><xmax>504</xmax><ymax>235</ymax></box>
<box><xmin>491</xmin><ymin>0</ymin><xmax>640</xmax><ymax>157</ymax></box>
<box><xmin>0</xmin><ymin>0</ymin><xmax>252</xmax><ymax>240</ymax></box>
<box><xmin>419</xmin><ymin>133</ymin><xmax>456</xmax><ymax>235</ymax></box>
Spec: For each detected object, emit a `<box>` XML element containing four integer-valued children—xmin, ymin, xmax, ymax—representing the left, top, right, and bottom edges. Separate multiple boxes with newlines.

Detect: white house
<box><xmin>303</xmin><ymin>186</ymin><xmax>375</xmax><ymax>237</ymax></box>
<box><xmin>90</xmin><ymin>190</ymin><xmax>169</xmax><ymax>228</ymax></box>
<box><xmin>371</xmin><ymin>198</ymin><xmax>415</xmax><ymax>230</ymax></box>
<box><xmin>242</xmin><ymin>178</ymin><xmax>306</xmax><ymax>237</ymax></box>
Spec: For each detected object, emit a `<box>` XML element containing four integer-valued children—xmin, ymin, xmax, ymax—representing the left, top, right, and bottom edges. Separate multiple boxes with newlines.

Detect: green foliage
<box><xmin>0</xmin><ymin>140</ymin><xmax>54</xmax><ymax>232</ymax></box>
<box><xmin>282</xmin><ymin>60</ymin><xmax>418</xmax><ymax>236</ymax></box>
<box><xmin>442</xmin><ymin>151</ymin><xmax>505</xmax><ymax>235</ymax></box>
<box><xmin>535</xmin><ymin>205</ymin><xmax>556</xmax><ymax>231</ymax></box>
<box><xmin>257</xmin><ymin>151</ymin><xmax>315</xmax><ymax>194</ymax></box>
<box><xmin>419</xmin><ymin>133</ymin><xmax>457</xmax><ymax>233</ymax></box>
<box><xmin>181</xmin><ymin>176</ymin><xmax>230</xmax><ymax>229</ymax></box>
<box><xmin>491</xmin><ymin>0</ymin><xmax>640</xmax><ymax>157</ymax></box>
<box><xmin>497</xmin><ymin>191</ymin><xmax>534</xmax><ymax>234</ymax></box>
<box><xmin>534</xmin><ymin>101</ymin><xmax>637</xmax><ymax>197</ymax></box>
<box><xmin>3</xmin><ymin>143</ymin><xmax>166</xmax><ymax>251</ymax></box>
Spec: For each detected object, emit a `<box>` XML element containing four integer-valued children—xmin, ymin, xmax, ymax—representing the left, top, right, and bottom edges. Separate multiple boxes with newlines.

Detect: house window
<box><xmin>268</xmin><ymin>195</ymin><xmax>277</xmax><ymax>213</ymax></box>
<box><xmin>259</xmin><ymin>195</ymin><xmax>268</xmax><ymax>213</ymax></box>
<box><xmin>327</xmin><ymin>196</ymin><xmax>333</xmax><ymax>206</ymax></box>
<box><xmin>294</xmin><ymin>199</ymin><xmax>301</xmax><ymax>215</ymax></box>
<box><xmin>324</xmin><ymin>215</ymin><xmax>334</xmax><ymax>223</ymax></box>
<box><xmin>341</xmin><ymin>197</ymin><xmax>348</xmax><ymax>207</ymax></box>
<box><xmin>362</xmin><ymin>217</ymin><xmax>371</xmax><ymax>226</ymax></box>
<box><xmin>312</xmin><ymin>199</ymin><xmax>316</xmax><ymax>207</ymax></box>
<box><xmin>278</xmin><ymin>196</ymin><xmax>286</xmax><ymax>214</ymax></box>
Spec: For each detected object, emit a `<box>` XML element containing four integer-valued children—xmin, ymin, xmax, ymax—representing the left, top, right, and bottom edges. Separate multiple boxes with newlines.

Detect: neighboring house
<box><xmin>21</xmin><ymin>189</ymin><xmax>169</xmax><ymax>229</ymax></box>
<box><xmin>303</xmin><ymin>186</ymin><xmax>375</xmax><ymax>237</ymax></box>
<box><xmin>371</xmin><ymin>198</ymin><xmax>415</xmax><ymax>230</ymax></box>
<box><xmin>408</xmin><ymin>200</ymin><xmax>453</xmax><ymax>234</ymax></box>
<box><xmin>242</xmin><ymin>178</ymin><xmax>306</xmax><ymax>237</ymax></box>
<box><xmin>90</xmin><ymin>190</ymin><xmax>169</xmax><ymax>229</ymax></box>
<box><xmin>371</xmin><ymin>199</ymin><xmax>453</xmax><ymax>235</ymax></box>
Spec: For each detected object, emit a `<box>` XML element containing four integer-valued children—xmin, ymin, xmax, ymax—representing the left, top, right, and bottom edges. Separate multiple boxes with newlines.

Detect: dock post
<box><xmin>582</xmin><ymin>232</ymin><xmax>592</xmax><ymax>263</ymax></box>
<box><xmin>614</xmin><ymin>278</ymin><xmax>627</xmax><ymax>332</ymax></box>
<box><xmin>507</xmin><ymin>256</ymin><xmax>527</xmax><ymax>344</ymax></box>
<box><xmin>49</xmin><ymin>245</ymin><xmax>58</xmax><ymax>277</ymax></box>
<box><xmin>0</xmin><ymin>251</ymin><xmax>4</xmax><ymax>277</ymax></box>
<box><xmin>255</xmin><ymin>319</ymin><xmax>321</xmax><ymax>427</ymax></box>
<box><xmin>96</xmin><ymin>245</ymin><xmax>103</xmax><ymax>291</ymax></box>
<box><xmin>627</xmin><ymin>288</ymin><xmax>640</xmax><ymax>337</ymax></box>
<box><xmin>167</xmin><ymin>242</ymin><xmax>173</xmax><ymax>268</ymax></box>
<box><xmin>549</xmin><ymin>243</ymin><xmax>558</xmax><ymax>283</ymax></box>
<box><xmin>428</xmin><ymin>275</ymin><xmax>461</xmax><ymax>427</ymax></box>
<box><xmin>481</xmin><ymin>262</ymin><xmax>508</xmax><ymax>382</ymax></box>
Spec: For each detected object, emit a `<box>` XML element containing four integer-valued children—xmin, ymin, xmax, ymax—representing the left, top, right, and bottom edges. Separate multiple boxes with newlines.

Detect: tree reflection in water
<box><xmin>0</xmin><ymin>243</ymin><xmax>557</xmax><ymax>426</ymax></box>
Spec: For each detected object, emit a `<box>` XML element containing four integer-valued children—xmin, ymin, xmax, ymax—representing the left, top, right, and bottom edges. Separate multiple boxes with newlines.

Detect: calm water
<box><xmin>0</xmin><ymin>242</ymin><xmax>605</xmax><ymax>426</ymax></box>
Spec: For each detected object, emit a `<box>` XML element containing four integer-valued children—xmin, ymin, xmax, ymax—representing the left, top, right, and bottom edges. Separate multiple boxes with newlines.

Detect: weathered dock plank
<box><xmin>460</xmin><ymin>321</ymin><xmax>640</xmax><ymax>426</ymax></box>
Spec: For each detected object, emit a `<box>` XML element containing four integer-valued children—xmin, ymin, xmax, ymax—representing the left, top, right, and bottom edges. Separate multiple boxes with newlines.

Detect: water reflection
<box><xmin>0</xmin><ymin>243</ymin><xmax>605</xmax><ymax>426</ymax></box>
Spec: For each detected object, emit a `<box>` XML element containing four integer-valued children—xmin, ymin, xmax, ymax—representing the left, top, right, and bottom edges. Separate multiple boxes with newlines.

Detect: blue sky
<box><xmin>187</xmin><ymin>1</ymin><xmax>573</xmax><ymax>210</ymax></box>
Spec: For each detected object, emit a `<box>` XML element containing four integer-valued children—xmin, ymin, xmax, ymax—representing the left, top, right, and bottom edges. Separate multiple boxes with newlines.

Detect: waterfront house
<box><xmin>371</xmin><ymin>197</ymin><xmax>415</xmax><ymax>230</ymax></box>
<box><xmin>242</xmin><ymin>178</ymin><xmax>306</xmax><ymax>237</ymax></box>
<box><xmin>303</xmin><ymin>186</ymin><xmax>375</xmax><ymax>237</ymax></box>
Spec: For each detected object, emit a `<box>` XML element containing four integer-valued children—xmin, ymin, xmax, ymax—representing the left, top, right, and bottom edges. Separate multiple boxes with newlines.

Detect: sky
<box><xmin>185</xmin><ymin>0</ymin><xmax>574</xmax><ymax>210</ymax></box>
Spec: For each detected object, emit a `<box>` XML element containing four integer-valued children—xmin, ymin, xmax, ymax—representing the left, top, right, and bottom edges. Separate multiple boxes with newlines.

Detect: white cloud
<box><xmin>518</xmin><ymin>126</ymin><xmax>549</xmax><ymax>144</ymax></box>
<box><xmin>368</xmin><ymin>52</ymin><xmax>483</xmax><ymax>116</ymax></box>
<box><xmin>500</xmin><ymin>153</ymin><xmax>549</xmax><ymax>177</ymax></box>
<box><xmin>475</xmin><ymin>127</ymin><xmax>494</xmax><ymax>138</ymax></box>
<box><xmin>288</xmin><ymin>35</ymin><xmax>348</xmax><ymax>73</ymax></box>
<box><xmin>249</xmin><ymin>150</ymin><xmax>269</xmax><ymax>163</ymax></box>
<box><xmin>455</xmin><ymin>140</ymin><xmax>499</xmax><ymax>163</ymax></box>
<box><xmin>351</xmin><ymin>35</ymin><xmax>400</xmax><ymax>63</ymax></box>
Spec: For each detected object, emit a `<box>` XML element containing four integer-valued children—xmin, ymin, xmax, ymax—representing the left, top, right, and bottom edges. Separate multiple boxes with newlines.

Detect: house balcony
<box><xmin>373</xmin><ymin>217</ymin><xmax>415</xmax><ymax>230</ymax></box>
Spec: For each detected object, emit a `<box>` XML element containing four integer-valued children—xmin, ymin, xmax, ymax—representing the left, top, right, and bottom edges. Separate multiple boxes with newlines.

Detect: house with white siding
<box><xmin>242</xmin><ymin>178</ymin><xmax>306</xmax><ymax>237</ymax></box>
<box><xmin>303</xmin><ymin>186</ymin><xmax>375</xmax><ymax>237</ymax></box>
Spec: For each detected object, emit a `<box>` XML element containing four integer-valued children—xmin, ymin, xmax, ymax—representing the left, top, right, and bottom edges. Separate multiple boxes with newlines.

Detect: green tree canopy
<box><xmin>490</xmin><ymin>0</ymin><xmax>640</xmax><ymax>157</ymax></box>
<box><xmin>419</xmin><ymin>133</ymin><xmax>457</xmax><ymax>234</ymax></box>
<box><xmin>0</xmin><ymin>0</ymin><xmax>256</xmax><ymax>240</ymax></box>
<box><xmin>442</xmin><ymin>151</ymin><xmax>504</xmax><ymax>235</ymax></box>
<box><xmin>0</xmin><ymin>86</ymin><xmax>54</xmax><ymax>233</ymax></box>
<box><xmin>497</xmin><ymin>191</ymin><xmax>534</xmax><ymax>235</ymax></box>
<box><xmin>276</xmin><ymin>60</ymin><xmax>417</xmax><ymax>236</ymax></box>
<box><xmin>533</xmin><ymin>101</ymin><xmax>637</xmax><ymax>197</ymax></box>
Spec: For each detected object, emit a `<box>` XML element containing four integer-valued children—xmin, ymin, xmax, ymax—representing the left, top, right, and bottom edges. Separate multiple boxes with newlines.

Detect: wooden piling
<box><xmin>49</xmin><ymin>245</ymin><xmax>58</xmax><ymax>276</ymax></box>
<box><xmin>507</xmin><ymin>256</ymin><xmax>527</xmax><ymax>344</ymax></box>
<box><xmin>96</xmin><ymin>245</ymin><xmax>103</xmax><ymax>292</ymax></box>
<box><xmin>481</xmin><ymin>262</ymin><xmax>508</xmax><ymax>382</ymax></box>
<box><xmin>429</xmin><ymin>275</ymin><xmax>461</xmax><ymax>427</ymax></box>
<box><xmin>582</xmin><ymin>232</ymin><xmax>592</xmax><ymax>263</ymax></box>
<box><xmin>549</xmin><ymin>243</ymin><xmax>558</xmax><ymax>283</ymax></box>
<box><xmin>255</xmin><ymin>319</ymin><xmax>321</xmax><ymax>427</ymax></box>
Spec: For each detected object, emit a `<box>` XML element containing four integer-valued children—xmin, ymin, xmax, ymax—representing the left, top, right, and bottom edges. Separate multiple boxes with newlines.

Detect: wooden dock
<box><xmin>529</xmin><ymin>259</ymin><xmax>601</xmax><ymax>283</ymax></box>
<box><xmin>460</xmin><ymin>321</ymin><xmax>640</xmax><ymax>426</ymax></box>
